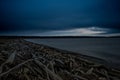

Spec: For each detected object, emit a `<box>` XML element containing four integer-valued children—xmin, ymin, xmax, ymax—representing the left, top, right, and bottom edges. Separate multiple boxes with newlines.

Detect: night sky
<box><xmin>0</xmin><ymin>0</ymin><xmax>120</xmax><ymax>36</ymax></box>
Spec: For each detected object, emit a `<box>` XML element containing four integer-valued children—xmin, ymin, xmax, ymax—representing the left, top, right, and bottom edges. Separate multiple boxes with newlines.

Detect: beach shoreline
<box><xmin>0</xmin><ymin>38</ymin><xmax>120</xmax><ymax>80</ymax></box>
<box><xmin>26</xmin><ymin>38</ymin><xmax>120</xmax><ymax>69</ymax></box>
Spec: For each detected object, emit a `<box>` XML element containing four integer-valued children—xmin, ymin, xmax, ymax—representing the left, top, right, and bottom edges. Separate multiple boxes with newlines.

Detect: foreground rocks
<box><xmin>0</xmin><ymin>39</ymin><xmax>120</xmax><ymax>80</ymax></box>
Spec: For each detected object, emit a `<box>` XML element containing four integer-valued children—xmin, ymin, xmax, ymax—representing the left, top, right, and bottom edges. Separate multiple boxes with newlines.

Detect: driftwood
<box><xmin>0</xmin><ymin>59</ymin><xmax>33</xmax><ymax>77</ymax></box>
<box><xmin>0</xmin><ymin>39</ymin><xmax>120</xmax><ymax>80</ymax></box>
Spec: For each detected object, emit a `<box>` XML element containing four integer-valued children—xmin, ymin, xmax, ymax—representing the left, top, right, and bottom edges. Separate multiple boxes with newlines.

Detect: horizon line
<box><xmin>0</xmin><ymin>35</ymin><xmax>120</xmax><ymax>39</ymax></box>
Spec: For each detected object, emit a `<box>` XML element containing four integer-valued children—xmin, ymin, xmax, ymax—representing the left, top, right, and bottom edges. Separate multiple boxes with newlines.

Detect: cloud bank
<box><xmin>1</xmin><ymin>27</ymin><xmax>120</xmax><ymax>36</ymax></box>
<box><xmin>33</xmin><ymin>27</ymin><xmax>109</xmax><ymax>36</ymax></box>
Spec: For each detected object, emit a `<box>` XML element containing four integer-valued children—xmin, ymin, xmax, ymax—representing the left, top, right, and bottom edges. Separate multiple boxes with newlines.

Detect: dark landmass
<box><xmin>0</xmin><ymin>36</ymin><xmax>120</xmax><ymax>39</ymax></box>
<box><xmin>0</xmin><ymin>39</ymin><xmax>120</xmax><ymax>80</ymax></box>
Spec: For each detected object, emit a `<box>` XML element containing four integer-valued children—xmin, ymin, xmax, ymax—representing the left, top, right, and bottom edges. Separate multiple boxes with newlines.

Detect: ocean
<box><xmin>26</xmin><ymin>38</ymin><xmax>120</xmax><ymax>68</ymax></box>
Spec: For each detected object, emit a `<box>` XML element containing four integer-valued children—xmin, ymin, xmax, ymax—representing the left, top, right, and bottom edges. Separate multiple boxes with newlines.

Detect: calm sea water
<box><xmin>26</xmin><ymin>38</ymin><xmax>120</xmax><ymax>67</ymax></box>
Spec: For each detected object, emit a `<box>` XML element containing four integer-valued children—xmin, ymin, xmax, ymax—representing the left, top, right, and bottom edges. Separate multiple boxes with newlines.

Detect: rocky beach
<box><xmin>0</xmin><ymin>39</ymin><xmax>120</xmax><ymax>80</ymax></box>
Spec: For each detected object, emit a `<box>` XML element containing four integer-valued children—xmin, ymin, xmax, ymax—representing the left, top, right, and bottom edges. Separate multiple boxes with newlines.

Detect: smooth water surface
<box><xmin>26</xmin><ymin>38</ymin><xmax>120</xmax><ymax>67</ymax></box>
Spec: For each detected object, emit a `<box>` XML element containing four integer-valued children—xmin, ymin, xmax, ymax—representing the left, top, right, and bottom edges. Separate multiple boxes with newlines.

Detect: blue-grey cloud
<box><xmin>1</xmin><ymin>27</ymin><xmax>118</xmax><ymax>36</ymax></box>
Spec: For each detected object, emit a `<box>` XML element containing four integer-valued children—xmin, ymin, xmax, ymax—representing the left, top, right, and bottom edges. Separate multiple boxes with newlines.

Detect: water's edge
<box><xmin>25</xmin><ymin>38</ymin><xmax>120</xmax><ymax>69</ymax></box>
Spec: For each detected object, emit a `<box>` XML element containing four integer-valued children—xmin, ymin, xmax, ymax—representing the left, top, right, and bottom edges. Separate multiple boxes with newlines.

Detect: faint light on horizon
<box><xmin>66</xmin><ymin>27</ymin><xmax>107</xmax><ymax>35</ymax></box>
<box><xmin>1</xmin><ymin>27</ymin><xmax>117</xmax><ymax>36</ymax></box>
<box><xmin>34</xmin><ymin>27</ymin><xmax>110</xmax><ymax>36</ymax></box>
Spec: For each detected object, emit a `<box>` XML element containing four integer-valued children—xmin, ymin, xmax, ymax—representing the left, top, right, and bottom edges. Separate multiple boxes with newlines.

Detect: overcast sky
<box><xmin>0</xmin><ymin>0</ymin><xmax>120</xmax><ymax>36</ymax></box>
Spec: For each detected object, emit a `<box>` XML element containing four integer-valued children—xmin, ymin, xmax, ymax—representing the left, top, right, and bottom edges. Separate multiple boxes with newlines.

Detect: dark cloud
<box><xmin>0</xmin><ymin>0</ymin><xmax>120</xmax><ymax>35</ymax></box>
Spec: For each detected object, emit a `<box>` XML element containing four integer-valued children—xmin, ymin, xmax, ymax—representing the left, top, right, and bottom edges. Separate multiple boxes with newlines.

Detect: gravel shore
<box><xmin>0</xmin><ymin>39</ymin><xmax>120</xmax><ymax>80</ymax></box>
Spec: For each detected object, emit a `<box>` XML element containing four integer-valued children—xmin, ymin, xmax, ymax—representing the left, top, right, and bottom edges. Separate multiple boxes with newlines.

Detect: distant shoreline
<box><xmin>0</xmin><ymin>36</ymin><xmax>120</xmax><ymax>39</ymax></box>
